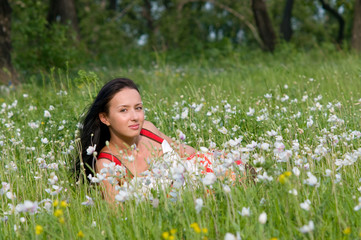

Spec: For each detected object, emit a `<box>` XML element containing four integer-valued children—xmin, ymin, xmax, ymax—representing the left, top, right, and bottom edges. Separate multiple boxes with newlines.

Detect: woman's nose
<box><xmin>130</xmin><ymin>110</ymin><xmax>139</xmax><ymax>120</ymax></box>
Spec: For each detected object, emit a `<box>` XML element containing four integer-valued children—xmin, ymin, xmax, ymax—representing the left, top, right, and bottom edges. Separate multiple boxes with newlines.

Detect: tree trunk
<box><xmin>318</xmin><ymin>0</ymin><xmax>344</xmax><ymax>46</ymax></box>
<box><xmin>280</xmin><ymin>0</ymin><xmax>294</xmax><ymax>41</ymax></box>
<box><xmin>108</xmin><ymin>0</ymin><xmax>117</xmax><ymax>10</ymax></box>
<box><xmin>0</xmin><ymin>0</ymin><xmax>16</xmax><ymax>84</ymax></box>
<box><xmin>352</xmin><ymin>0</ymin><xmax>361</xmax><ymax>51</ymax></box>
<box><xmin>251</xmin><ymin>0</ymin><xmax>276</xmax><ymax>52</ymax></box>
<box><xmin>47</xmin><ymin>0</ymin><xmax>79</xmax><ymax>37</ymax></box>
<box><xmin>142</xmin><ymin>0</ymin><xmax>156</xmax><ymax>47</ymax></box>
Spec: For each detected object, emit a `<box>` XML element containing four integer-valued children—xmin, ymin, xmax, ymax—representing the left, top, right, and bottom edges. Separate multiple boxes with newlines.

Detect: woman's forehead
<box><xmin>110</xmin><ymin>88</ymin><xmax>142</xmax><ymax>105</ymax></box>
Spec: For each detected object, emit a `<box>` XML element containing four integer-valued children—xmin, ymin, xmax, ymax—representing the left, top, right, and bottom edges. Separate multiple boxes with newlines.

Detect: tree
<box><xmin>47</xmin><ymin>0</ymin><xmax>79</xmax><ymax>38</ymax></box>
<box><xmin>352</xmin><ymin>0</ymin><xmax>361</xmax><ymax>51</ymax></box>
<box><xmin>280</xmin><ymin>0</ymin><xmax>294</xmax><ymax>42</ymax></box>
<box><xmin>0</xmin><ymin>0</ymin><xmax>15</xmax><ymax>84</ymax></box>
<box><xmin>108</xmin><ymin>0</ymin><xmax>117</xmax><ymax>10</ymax></box>
<box><xmin>177</xmin><ymin>0</ymin><xmax>263</xmax><ymax>49</ymax></box>
<box><xmin>251</xmin><ymin>0</ymin><xmax>276</xmax><ymax>51</ymax></box>
<box><xmin>318</xmin><ymin>0</ymin><xmax>345</xmax><ymax>46</ymax></box>
<box><xmin>142</xmin><ymin>0</ymin><xmax>156</xmax><ymax>47</ymax></box>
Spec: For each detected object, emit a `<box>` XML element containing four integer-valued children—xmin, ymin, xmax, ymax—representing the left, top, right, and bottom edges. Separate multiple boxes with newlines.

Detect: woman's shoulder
<box><xmin>142</xmin><ymin>120</ymin><xmax>162</xmax><ymax>135</ymax></box>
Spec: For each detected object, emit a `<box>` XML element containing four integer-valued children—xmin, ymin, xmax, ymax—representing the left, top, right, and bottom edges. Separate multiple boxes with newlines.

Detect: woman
<box><xmin>77</xmin><ymin>78</ymin><xmax>197</xmax><ymax>202</ymax></box>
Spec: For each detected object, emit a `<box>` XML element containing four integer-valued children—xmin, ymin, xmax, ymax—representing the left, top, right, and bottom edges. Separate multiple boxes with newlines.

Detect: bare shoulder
<box><xmin>143</xmin><ymin>120</ymin><xmax>162</xmax><ymax>135</ymax></box>
<box><xmin>95</xmin><ymin>157</ymin><xmax>112</xmax><ymax>172</ymax></box>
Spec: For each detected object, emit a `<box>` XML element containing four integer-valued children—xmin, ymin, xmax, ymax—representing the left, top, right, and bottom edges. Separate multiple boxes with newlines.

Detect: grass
<box><xmin>0</xmin><ymin>50</ymin><xmax>361</xmax><ymax>239</ymax></box>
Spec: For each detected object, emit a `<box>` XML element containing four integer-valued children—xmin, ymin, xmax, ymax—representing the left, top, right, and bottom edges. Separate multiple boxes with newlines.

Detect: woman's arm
<box><xmin>95</xmin><ymin>158</ymin><xmax>122</xmax><ymax>203</ymax></box>
<box><xmin>143</xmin><ymin>121</ymin><xmax>196</xmax><ymax>158</ymax></box>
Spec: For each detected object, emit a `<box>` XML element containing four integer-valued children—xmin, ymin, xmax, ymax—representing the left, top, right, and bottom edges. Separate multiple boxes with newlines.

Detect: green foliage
<box><xmin>7</xmin><ymin>0</ymin><xmax>361</xmax><ymax>75</ymax></box>
<box><xmin>11</xmin><ymin>0</ymin><xmax>84</xmax><ymax>72</ymax></box>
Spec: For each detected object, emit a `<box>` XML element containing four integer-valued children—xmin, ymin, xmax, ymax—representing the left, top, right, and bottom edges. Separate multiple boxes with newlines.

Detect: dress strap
<box><xmin>97</xmin><ymin>152</ymin><xmax>134</xmax><ymax>179</ymax></box>
<box><xmin>97</xmin><ymin>152</ymin><xmax>122</xmax><ymax>166</ymax></box>
<box><xmin>140</xmin><ymin>128</ymin><xmax>164</xmax><ymax>144</ymax></box>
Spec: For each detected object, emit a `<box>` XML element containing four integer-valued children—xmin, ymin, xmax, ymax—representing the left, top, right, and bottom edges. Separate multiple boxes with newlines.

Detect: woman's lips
<box><xmin>129</xmin><ymin>124</ymin><xmax>140</xmax><ymax>130</ymax></box>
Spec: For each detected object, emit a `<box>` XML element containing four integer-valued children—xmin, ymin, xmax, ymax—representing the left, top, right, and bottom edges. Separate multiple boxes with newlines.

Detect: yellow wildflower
<box><xmin>59</xmin><ymin>217</ymin><xmax>65</xmax><ymax>224</ymax></box>
<box><xmin>77</xmin><ymin>230</ymin><xmax>85</xmax><ymax>238</ymax></box>
<box><xmin>60</xmin><ymin>201</ymin><xmax>68</xmax><ymax>208</ymax></box>
<box><xmin>169</xmin><ymin>236</ymin><xmax>175</xmax><ymax>240</ymax></box>
<box><xmin>343</xmin><ymin>227</ymin><xmax>351</xmax><ymax>235</ymax></box>
<box><xmin>53</xmin><ymin>199</ymin><xmax>59</xmax><ymax>207</ymax></box>
<box><xmin>279</xmin><ymin>174</ymin><xmax>286</xmax><ymax>184</ymax></box>
<box><xmin>54</xmin><ymin>209</ymin><xmax>63</xmax><ymax>217</ymax></box>
<box><xmin>162</xmin><ymin>231</ymin><xmax>170</xmax><ymax>239</ymax></box>
<box><xmin>35</xmin><ymin>225</ymin><xmax>43</xmax><ymax>235</ymax></box>
<box><xmin>190</xmin><ymin>223</ymin><xmax>201</xmax><ymax>233</ymax></box>
<box><xmin>202</xmin><ymin>228</ymin><xmax>208</xmax><ymax>233</ymax></box>
<box><xmin>270</xmin><ymin>238</ymin><xmax>278</xmax><ymax>240</ymax></box>
<box><xmin>284</xmin><ymin>171</ymin><xmax>292</xmax><ymax>177</ymax></box>
<box><xmin>170</xmin><ymin>229</ymin><xmax>177</xmax><ymax>234</ymax></box>
<box><xmin>190</xmin><ymin>222</ymin><xmax>198</xmax><ymax>228</ymax></box>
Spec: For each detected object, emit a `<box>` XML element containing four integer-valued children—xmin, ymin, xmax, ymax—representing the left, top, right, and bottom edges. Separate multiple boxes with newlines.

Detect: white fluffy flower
<box><xmin>86</xmin><ymin>145</ymin><xmax>97</xmax><ymax>156</ymax></box>
<box><xmin>223</xmin><ymin>184</ymin><xmax>231</xmax><ymax>194</ymax></box>
<box><xmin>177</xmin><ymin>130</ymin><xmax>186</xmax><ymax>141</ymax></box>
<box><xmin>200</xmin><ymin>147</ymin><xmax>209</xmax><ymax>153</ymax></box>
<box><xmin>15</xmin><ymin>200</ymin><xmax>38</xmax><ymax>214</ymax></box>
<box><xmin>81</xmin><ymin>195</ymin><xmax>94</xmax><ymax>206</ymax></box>
<box><xmin>304</xmin><ymin>172</ymin><xmax>318</xmax><ymax>186</ymax></box>
<box><xmin>218</xmin><ymin>127</ymin><xmax>228</xmax><ymax>134</ymax></box>
<box><xmin>44</xmin><ymin>110</ymin><xmax>51</xmax><ymax>118</ymax></box>
<box><xmin>299</xmin><ymin>221</ymin><xmax>314</xmax><ymax>233</ymax></box>
<box><xmin>300</xmin><ymin>199</ymin><xmax>311</xmax><ymax>211</ymax></box>
<box><xmin>6</xmin><ymin>192</ymin><xmax>16</xmax><ymax>200</ymax></box>
<box><xmin>258</xmin><ymin>212</ymin><xmax>267</xmax><ymax>224</ymax></box>
<box><xmin>202</xmin><ymin>173</ymin><xmax>217</xmax><ymax>185</ymax></box>
<box><xmin>115</xmin><ymin>190</ymin><xmax>129</xmax><ymax>202</ymax></box>
<box><xmin>292</xmin><ymin>167</ymin><xmax>300</xmax><ymax>177</ymax></box>
<box><xmin>48</xmin><ymin>172</ymin><xmax>58</xmax><ymax>185</ymax></box>
<box><xmin>195</xmin><ymin>198</ymin><xmax>203</xmax><ymax>213</ymax></box>
<box><xmin>260</xmin><ymin>143</ymin><xmax>270</xmax><ymax>151</ymax></box>
<box><xmin>288</xmin><ymin>189</ymin><xmax>298</xmax><ymax>196</ymax></box>
<box><xmin>224</xmin><ymin>232</ymin><xmax>241</xmax><ymax>240</ymax></box>
<box><xmin>241</xmin><ymin>207</ymin><xmax>251</xmax><ymax>217</ymax></box>
<box><xmin>246</xmin><ymin>107</ymin><xmax>255</xmax><ymax>116</ymax></box>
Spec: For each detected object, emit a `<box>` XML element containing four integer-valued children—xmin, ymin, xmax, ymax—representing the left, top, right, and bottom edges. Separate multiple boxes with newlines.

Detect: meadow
<box><xmin>0</xmin><ymin>51</ymin><xmax>361</xmax><ymax>239</ymax></box>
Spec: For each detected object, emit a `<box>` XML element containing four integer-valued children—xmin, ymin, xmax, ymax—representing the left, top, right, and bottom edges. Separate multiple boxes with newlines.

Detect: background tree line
<box><xmin>0</xmin><ymin>0</ymin><xmax>360</xmax><ymax>83</ymax></box>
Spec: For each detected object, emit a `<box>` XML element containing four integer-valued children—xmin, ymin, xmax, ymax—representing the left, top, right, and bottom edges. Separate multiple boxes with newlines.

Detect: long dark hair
<box><xmin>75</xmin><ymin>78</ymin><xmax>140</xmax><ymax>182</ymax></box>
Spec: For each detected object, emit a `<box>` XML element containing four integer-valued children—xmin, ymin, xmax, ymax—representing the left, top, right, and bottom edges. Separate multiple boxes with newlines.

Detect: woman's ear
<box><xmin>99</xmin><ymin>112</ymin><xmax>110</xmax><ymax>126</ymax></box>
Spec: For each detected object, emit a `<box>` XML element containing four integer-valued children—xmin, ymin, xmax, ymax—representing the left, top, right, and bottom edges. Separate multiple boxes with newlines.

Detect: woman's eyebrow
<box><xmin>116</xmin><ymin>102</ymin><xmax>143</xmax><ymax>108</ymax></box>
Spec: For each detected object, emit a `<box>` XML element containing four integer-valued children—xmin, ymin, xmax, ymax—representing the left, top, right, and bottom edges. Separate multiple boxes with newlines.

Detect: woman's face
<box><xmin>100</xmin><ymin>88</ymin><xmax>144</xmax><ymax>141</ymax></box>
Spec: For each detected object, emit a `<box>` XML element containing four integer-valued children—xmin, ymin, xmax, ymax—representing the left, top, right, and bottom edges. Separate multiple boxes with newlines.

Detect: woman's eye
<box><xmin>120</xmin><ymin>109</ymin><xmax>127</xmax><ymax>112</ymax></box>
<box><xmin>136</xmin><ymin>107</ymin><xmax>143</xmax><ymax>110</ymax></box>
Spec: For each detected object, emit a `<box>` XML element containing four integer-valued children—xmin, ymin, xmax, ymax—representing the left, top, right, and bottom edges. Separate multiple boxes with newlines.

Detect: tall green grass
<box><xmin>0</xmin><ymin>51</ymin><xmax>360</xmax><ymax>239</ymax></box>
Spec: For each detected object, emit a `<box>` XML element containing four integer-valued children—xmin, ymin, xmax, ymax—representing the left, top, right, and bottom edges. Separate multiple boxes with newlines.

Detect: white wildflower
<box><xmin>299</xmin><ymin>221</ymin><xmax>314</xmax><ymax>233</ymax></box>
<box><xmin>300</xmin><ymin>199</ymin><xmax>311</xmax><ymax>211</ymax></box>
<box><xmin>202</xmin><ymin>173</ymin><xmax>217</xmax><ymax>185</ymax></box>
<box><xmin>304</xmin><ymin>172</ymin><xmax>318</xmax><ymax>187</ymax></box>
<box><xmin>195</xmin><ymin>198</ymin><xmax>203</xmax><ymax>213</ymax></box>
<box><xmin>81</xmin><ymin>195</ymin><xmax>94</xmax><ymax>206</ymax></box>
<box><xmin>246</xmin><ymin>107</ymin><xmax>255</xmax><ymax>116</ymax></box>
<box><xmin>44</xmin><ymin>110</ymin><xmax>51</xmax><ymax>118</ymax></box>
<box><xmin>258</xmin><ymin>212</ymin><xmax>267</xmax><ymax>224</ymax></box>
<box><xmin>86</xmin><ymin>145</ymin><xmax>97</xmax><ymax>156</ymax></box>
<box><xmin>241</xmin><ymin>207</ymin><xmax>251</xmax><ymax>217</ymax></box>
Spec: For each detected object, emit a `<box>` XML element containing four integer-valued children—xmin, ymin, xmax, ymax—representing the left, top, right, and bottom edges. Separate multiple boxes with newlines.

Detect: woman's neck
<box><xmin>108</xmin><ymin>135</ymin><xmax>139</xmax><ymax>155</ymax></box>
